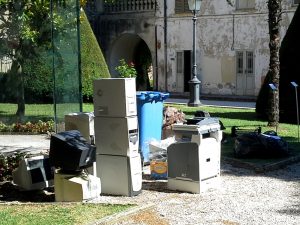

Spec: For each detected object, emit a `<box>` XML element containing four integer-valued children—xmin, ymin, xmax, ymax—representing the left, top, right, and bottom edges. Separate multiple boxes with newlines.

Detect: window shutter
<box><xmin>175</xmin><ymin>0</ymin><xmax>190</xmax><ymax>13</ymax></box>
<box><xmin>175</xmin><ymin>0</ymin><xmax>185</xmax><ymax>13</ymax></box>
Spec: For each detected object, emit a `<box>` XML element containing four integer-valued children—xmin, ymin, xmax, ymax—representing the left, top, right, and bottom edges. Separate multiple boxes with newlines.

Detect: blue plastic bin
<box><xmin>136</xmin><ymin>91</ymin><xmax>169</xmax><ymax>163</ymax></box>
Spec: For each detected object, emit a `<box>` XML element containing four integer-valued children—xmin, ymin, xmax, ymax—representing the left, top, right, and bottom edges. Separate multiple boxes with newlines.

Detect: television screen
<box><xmin>49</xmin><ymin>130</ymin><xmax>96</xmax><ymax>172</ymax></box>
<box><xmin>12</xmin><ymin>155</ymin><xmax>54</xmax><ymax>190</ymax></box>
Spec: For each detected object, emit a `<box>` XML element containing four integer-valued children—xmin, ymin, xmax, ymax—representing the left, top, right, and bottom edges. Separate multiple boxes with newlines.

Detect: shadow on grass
<box><xmin>0</xmin><ymin>181</ymin><xmax>54</xmax><ymax>202</ymax></box>
<box><xmin>210</xmin><ymin>111</ymin><xmax>261</xmax><ymax>121</ymax></box>
<box><xmin>183</xmin><ymin>110</ymin><xmax>264</xmax><ymax>123</ymax></box>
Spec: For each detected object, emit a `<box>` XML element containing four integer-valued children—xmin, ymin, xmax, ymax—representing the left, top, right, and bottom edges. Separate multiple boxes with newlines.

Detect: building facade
<box><xmin>87</xmin><ymin>0</ymin><xmax>299</xmax><ymax>97</ymax></box>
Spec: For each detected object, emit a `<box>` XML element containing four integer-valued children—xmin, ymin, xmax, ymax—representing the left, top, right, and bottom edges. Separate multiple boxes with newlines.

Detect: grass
<box><xmin>0</xmin><ymin>103</ymin><xmax>94</xmax><ymax>124</ymax></box>
<box><xmin>166</xmin><ymin>103</ymin><xmax>300</xmax><ymax>167</ymax></box>
<box><xmin>0</xmin><ymin>203</ymin><xmax>132</xmax><ymax>225</ymax></box>
<box><xmin>1</xmin><ymin>102</ymin><xmax>300</xmax><ymax>166</ymax></box>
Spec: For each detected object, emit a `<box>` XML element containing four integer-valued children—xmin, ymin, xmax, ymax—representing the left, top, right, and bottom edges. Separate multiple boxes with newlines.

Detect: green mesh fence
<box><xmin>51</xmin><ymin>0</ymin><xmax>82</xmax><ymax>132</ymax></box>
<box><xmin>0</xmin><ymin>1</ymin><xmax>82</xmax><ymax>132</ymax></box>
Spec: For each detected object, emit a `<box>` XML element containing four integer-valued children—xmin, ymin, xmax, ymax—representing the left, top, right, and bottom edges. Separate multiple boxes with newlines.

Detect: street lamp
<box><xmin>188</xmin><ymin>0</ymin><xmax>202</xmax><ymax>107</ymax></box>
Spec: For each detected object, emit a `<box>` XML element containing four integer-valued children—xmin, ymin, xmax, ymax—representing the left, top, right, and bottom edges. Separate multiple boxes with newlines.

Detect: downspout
<box><xmin>231</xmin><ymin>14</ymin><xmax>235</xmax><ymax>51</ymax></box>
<box><xmin>155</xmin><ymin>25</ymin><xmax>159</xmax><ymax>91</ymax></box>
<box><xmin>164</xmin><ymin>0</ymin><xmax>168</xmax><ymax>91</ymax></box>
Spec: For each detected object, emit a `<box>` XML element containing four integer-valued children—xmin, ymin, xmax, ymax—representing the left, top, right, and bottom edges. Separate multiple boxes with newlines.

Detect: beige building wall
<box><xmin>94</xmin><ymin>0</ymin><xmax>298</xmax><ymax>97</ymax></box>
<box><xmin>154</xmin><ymin>0</ymin><xmax>297</xmax><ymax>96</ymax></box>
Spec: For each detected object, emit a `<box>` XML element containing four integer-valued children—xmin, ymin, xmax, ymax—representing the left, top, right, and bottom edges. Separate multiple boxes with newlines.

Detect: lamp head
<box><xmin>188</xmin><ymin>0</ymin><xmax>202</xmax><ymax>12</ymax></box>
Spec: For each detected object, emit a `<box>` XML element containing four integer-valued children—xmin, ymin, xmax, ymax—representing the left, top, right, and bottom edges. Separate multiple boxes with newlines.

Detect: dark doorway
<box><xmin>184</xmin><ymin>50</ymin><xmax>191</xmax><ymax>92</ymax></box>
<box><xmin>133</xmin><ymin>39</ymin><xmax>152</xmax><ymax>91</ymax></box>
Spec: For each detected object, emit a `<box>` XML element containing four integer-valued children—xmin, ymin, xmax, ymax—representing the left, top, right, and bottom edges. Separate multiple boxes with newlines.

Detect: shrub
<box><xmin>115</xmin><ymin>59</ymin><xmax>137</xmax><ymax>78</ymax></box>
<box><xmin>0</xmin><ymin>120</ymin><xmax>54</xmax><ymax>134</ymax></box>
<box><xmin>80</xmin><ymin>10</ymin><xmax>110</xmax><ymax>100</ymax></box>
<box><xmin>0</xmin><ymin>152</ymin><xmax>25</xmax><ymax>181</ymax></box>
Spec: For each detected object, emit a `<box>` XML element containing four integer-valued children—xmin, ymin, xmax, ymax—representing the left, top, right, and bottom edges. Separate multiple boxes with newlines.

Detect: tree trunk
<box><xmin>267</xmin><ymin>0</ymin><xmax>282</xmax><ymax>126</ymax></box>
<box><xmin>13</xmin><ymin>61</ymin><xmax>25</xmax><ymax>121</ymax></box>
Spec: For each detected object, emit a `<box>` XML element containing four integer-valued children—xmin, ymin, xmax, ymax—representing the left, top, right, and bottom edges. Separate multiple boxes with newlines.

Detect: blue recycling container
<box><xmin>136</xmin><ymin>91</ymin><xmax>169</xmax><ymax>163</ymax></box>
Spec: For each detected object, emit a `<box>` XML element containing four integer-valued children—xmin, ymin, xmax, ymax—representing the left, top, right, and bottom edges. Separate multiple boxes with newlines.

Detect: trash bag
<box><xmin>234</xmin><ymin>131</ymin><xmax>289</xmax><ymax>158</ymax></box>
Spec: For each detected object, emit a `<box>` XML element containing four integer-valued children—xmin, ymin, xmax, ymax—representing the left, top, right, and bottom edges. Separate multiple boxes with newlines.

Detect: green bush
<box><xmin>0</xmin><ymin>152</ymin><xmax>25</xmax><ymax>181</ymax></box>
<box><xmin>80</xmin><ymin>10</ymin><xmax>110</xmax><ymax>100</ymax></box>
<box><xmin>115</xmin><ymin>59</ymin><xmax>137</xmax><ymax>78</ymax></box>
<box><xmin>0</xmin><ymin>120</ymin><xmax>54</xmax><ymax>134</ymax></box>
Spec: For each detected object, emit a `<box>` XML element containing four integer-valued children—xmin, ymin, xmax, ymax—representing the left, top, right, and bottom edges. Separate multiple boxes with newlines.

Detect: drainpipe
<box><xmin>155</xmin><ymin>25</ymin><xmax>159</xmax><ymax>91</ymax></box>
<box><xmin>231</xmin><ymin>14</ymin><xmax>235</xmax><ymax>51</ymax></box>
<box><xmin>164</xmin><ymin>0</ymin><xmax>168</xmax><ymax>91</ymax></box>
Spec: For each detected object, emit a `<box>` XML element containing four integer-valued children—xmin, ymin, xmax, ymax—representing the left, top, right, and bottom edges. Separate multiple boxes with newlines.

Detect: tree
<box><xmin>0</xmin><ymin>0</ymin><xmax>52</xmax><ymax>120</ymax></box>
<box><xmin>255</xmin><ymin>1</ymin><xmax>282</xmax><ymax>126</ymax></box>
<box><xmin>266</xmin><ymin>0</ymin><xmax>282</xmax><ymax>126</ymax></box>
<box><xmin>225</xmin><ymin>0</ymin><xmax>283</xmax><ymax>126</ymax></box>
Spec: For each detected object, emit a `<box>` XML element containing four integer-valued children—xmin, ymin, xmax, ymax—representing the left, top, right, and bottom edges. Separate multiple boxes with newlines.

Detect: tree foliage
<box><xmin>0</xmin><ymin>0</ymin><xmax>53</xmax><ymax>119</ymax></box>
<box><xmin>80</xmin><ymin>9</ymin><xmax>110</xmax><ymax>100</ymax></box>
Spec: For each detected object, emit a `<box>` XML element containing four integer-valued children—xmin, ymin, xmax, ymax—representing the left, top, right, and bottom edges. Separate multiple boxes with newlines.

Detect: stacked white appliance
<box><xmin>167</xmin><ymin>118</ymin><xmax>222</xmax><ymax>193</ymax></box>
<box><xmin>93</xmin><ymin>78</ymin><xmax>142</xmax><ymax>196</ymax></box>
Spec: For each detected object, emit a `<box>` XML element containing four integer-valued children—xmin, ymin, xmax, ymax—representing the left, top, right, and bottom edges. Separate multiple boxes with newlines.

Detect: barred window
<box><xmin>236</xmin><ymin>0</ymin><xmax>255</xmax><ymax>10</ymax></box>
<box><xmin>175</xmin><ymin>0</ymin><xmax>190</xmax><ymax>13</ymax></box>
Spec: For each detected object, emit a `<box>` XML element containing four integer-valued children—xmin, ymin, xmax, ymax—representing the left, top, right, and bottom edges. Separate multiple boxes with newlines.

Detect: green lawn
<box><xmin>0</xmin><ymin>203</ymin><xmax>132</xmax><ymax>225</ymax></box>
<box><xmin>166</xmin><ymin>103</ymin><xmax>300</xmax><ymax>167</ymax></box>
<box><xmin>0</xmin><ymin>103</ymin><xmax>94</xmax><ymax>124</ymax></box>
<box><xmin>1</xmin><ymin>102</ymin><xmax>300</xmax><ymax>166</ymax></box>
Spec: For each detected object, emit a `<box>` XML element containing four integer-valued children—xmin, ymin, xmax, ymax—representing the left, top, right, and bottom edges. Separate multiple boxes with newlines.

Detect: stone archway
<box><xmin>109</xmin><ymin>33</ymin><xmax>152</xmax><ymax>90</ymax></box>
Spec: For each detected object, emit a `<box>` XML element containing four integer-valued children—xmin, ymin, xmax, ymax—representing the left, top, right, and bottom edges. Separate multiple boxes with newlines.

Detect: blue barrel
<box><xmin>136</xmin><ymin>91</ymin><xmax>169</xmax><ymax>163</ymax></box>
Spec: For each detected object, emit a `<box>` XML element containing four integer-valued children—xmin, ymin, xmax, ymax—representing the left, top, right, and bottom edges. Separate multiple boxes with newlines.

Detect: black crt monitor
<box><xmin>49</xmin><ymin>130</ymin><xmax>96</xmax><ymax>172</ymax></box>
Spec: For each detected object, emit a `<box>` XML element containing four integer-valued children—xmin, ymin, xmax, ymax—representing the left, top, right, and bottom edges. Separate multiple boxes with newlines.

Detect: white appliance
<box><xmin>54</xmin><ymin>170</ymin><xmax>101</xmax><ymax>202</ymax></box>
<box><xmin>12</xmin><ymin>155</ymin><xmax>54</xmax><ymax>191</ymax></box>
<box><xmin>167</xmin><ymin>118</ymin><xmax>222</xmax><ymax>193</ymax></box>
<box><xmin>64</xmin><ymin>112</ymin><xmax>96</xmax><ymax>176</ymax></box>
<box><xmin>96</xmin><ymin>153</ymin><xmax>142</xmax><ymax>197</ymax></box>
<box><xmin>94</xmin><ymin>116</ymin><xmax>139</xmax><ymax>156</ymax></box>
<box><xmin>93</xmin><ymin>78</ymin><xmax>137</xmax><ymax>117</ymax></box>
<box><xmin>93</xmin><ymin>78</ymin><xmax>142</xmax><ymax>197</ymax></box>
<box><xmin>64</xmin><ymin>112</ymin><xmax>94</xmax><ymax>143</ymax></box>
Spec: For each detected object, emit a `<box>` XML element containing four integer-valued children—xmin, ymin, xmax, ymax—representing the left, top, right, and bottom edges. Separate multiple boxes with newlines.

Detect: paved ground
<box><xmin>0</xmin><ymin>134</ymin><xmax>50</xmax><ymax>155</ymax></box>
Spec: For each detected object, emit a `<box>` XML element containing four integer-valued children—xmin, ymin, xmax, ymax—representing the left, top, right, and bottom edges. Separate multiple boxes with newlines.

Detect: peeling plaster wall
<box><xmin>155</xmin><ymin>0</ymin><xmax>297</xmax><ymax>96</ymax></box>
<box><xmin>93</xmin><ymin>0</ymin><xmax>297</xmax><ymax>96</ymax></box>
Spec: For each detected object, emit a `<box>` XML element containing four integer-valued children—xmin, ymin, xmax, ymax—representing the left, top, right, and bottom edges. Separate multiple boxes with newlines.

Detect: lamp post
<box><xmin>291</xmin><ymin>82</ymin><xmax>299</xmax><ymax>142</ymax></box>
<box><xmin>187</xmin><ymin>0</ymin><xmax>202</xmax><ymax>107</ymax></box>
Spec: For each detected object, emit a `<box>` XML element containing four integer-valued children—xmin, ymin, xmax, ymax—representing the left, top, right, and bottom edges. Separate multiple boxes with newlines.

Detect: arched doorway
<box><xmin>109</xmin><ymin>34</ymin><xmax>153</xmax><ymax>90</ymax></box>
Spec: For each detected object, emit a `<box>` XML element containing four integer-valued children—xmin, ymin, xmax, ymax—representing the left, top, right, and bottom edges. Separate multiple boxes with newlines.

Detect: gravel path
<box><xmin>0</xmin><ymin>135</ymin><xmax>299</xmax><ymax>224</ymax></box>
<box><xmin>91</xmin><ymin>162</ymin><xmax>300</xmax><ymax>225</ymax></box>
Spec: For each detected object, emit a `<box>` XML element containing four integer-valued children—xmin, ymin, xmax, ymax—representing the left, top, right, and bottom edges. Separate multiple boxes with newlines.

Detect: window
<box><xmin>175</xmin><ymin>0</ymin><xmax>190</xmax><ymax>14</ymax></box>
<box><xmin>236</xmin><ymin>50</ymin><xmax>255</xmax><ymax>95</ymax></box>
<box><xmin>246</xmin><ymin>51</ymin><xmax>254</xmax><ymax>74</ymax></box>
<box><xmin>236</xmin><ymin>0</ymin><xmax>255</xmax><ymax>10</ymax></box>
<box><xmin>294</xmin><ymin>0</ymin><xmax>300</xmax><ymax>4</ymax></box>
<box><xmin>237</xmin><ymin>52</ymin><xmax>244</xmax><ymax>74</ymax></box>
